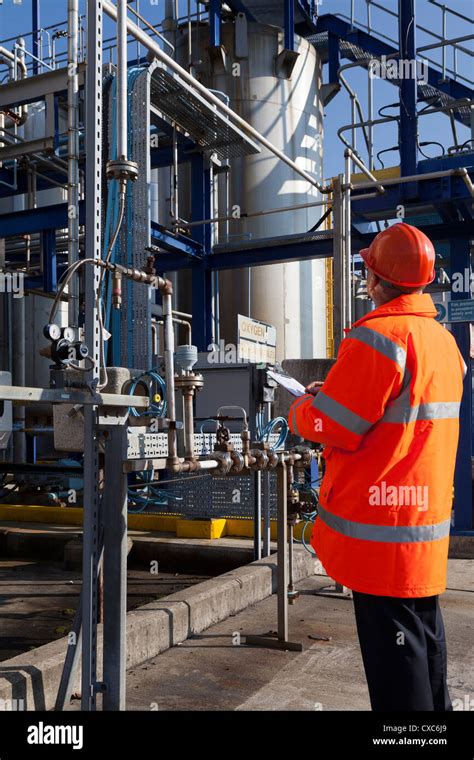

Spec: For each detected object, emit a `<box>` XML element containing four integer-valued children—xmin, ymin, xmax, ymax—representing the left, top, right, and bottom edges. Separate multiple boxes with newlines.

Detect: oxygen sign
<box><xmin>237</xmin><ymin>315</ymin><xmax>276</xmax><ymax>364</ymax></box>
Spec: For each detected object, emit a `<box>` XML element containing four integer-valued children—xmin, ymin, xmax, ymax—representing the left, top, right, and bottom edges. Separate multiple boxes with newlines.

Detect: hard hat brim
<box><xmin>359</xmin><ymin>246</ymin><xmax>435</xmax><ymax>288</ymax></box>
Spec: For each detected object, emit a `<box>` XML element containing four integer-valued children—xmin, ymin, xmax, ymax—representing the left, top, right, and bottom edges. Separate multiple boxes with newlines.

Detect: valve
<box><xmin>42</xmin><ymin>323</ymin><xmax>90</xmax><ymax>370</ymax></box>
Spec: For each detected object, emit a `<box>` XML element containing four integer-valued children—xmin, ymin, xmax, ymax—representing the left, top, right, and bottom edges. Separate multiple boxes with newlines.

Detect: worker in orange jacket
<box><xmin>288</xmin><ymin>222</ymin><xmax>466</xmax><ymax>711</ymax></box>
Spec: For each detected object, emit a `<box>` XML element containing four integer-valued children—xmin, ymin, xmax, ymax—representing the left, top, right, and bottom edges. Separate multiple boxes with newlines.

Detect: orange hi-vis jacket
<box><xmin>289</xmin><ymin>293</ymin><xmax>466</xmax><ymax>597</ymax></box>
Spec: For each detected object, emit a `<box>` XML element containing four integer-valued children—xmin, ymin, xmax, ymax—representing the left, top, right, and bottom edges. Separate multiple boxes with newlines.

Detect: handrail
<box><xmin>332</xmin><ymin>10</ymin><xmax>473</xmax><ymax>84</ymax></box>
<box><xmin>367</xmin><ymin>0</ymin><xmax>473</xmax><ymax>56</ymax></box>
<box><xmin>428</xmin><ymin>0</ymin><xmax>473</xmax><ymax>24</ymax></box>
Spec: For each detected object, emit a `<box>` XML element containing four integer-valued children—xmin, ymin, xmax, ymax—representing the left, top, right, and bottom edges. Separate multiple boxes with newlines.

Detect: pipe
<box><xmin>354</xmin><ymin>167</ymin><xmax>474</xmax><ymax>195</ymax></box>
<box><xmin>344</xmin><ymin>151</ymin><xmax>352</xmax><ymax>329</ymax></box>
<box><xmin>162</xmin><ymin>289</ymin><xmax>177</xmax><ymax>463</ymax></box>
<box><xmin>344</xmin><ymin>148</ymin><xmax>385</xmax><ymax>194</ymax></box>
<box><xmin>183</xmin><ymin>389</ymin><xmax>195</xmax><ymax>460</ymax></box>
<box><xmin>171</xmin><ymin>122</ymin><xmax>178</xmax><ymax>222</ymax></box>
<box><xmin>102</xmin><ymin>0</ymin><xmax>330</xmax><ymax>193</ymax></box>
<box><xmin>177</xmin><ymin>197</ymin><xmax>336</xmax><ymax>228</ymax></box>
<box><xmin>12</xmin><ymin>295</ymin><xmax>26</xmax><ymax>463</ymax></box>
<box><xmin>126</xmin><ymin>2</ymin><xmax>175</xmax><ymax>53</ymax></box>
<box><xmin>67</xmin><ymin>0</ymin><xmax>80</xmax><ymax>330</ymax></box>
<box><xmin>0</xmin><ymin>43</ymin><xmax>28</xmax><ymax>126</ymax></box>
<box><xmin>339</xmin><ymin>73</ymin><xmax>371</xmax><ymax>158</ymax></box>
<box><xmin>117</xmin><ymin>0</ymin><xmax>128</xmax><ymax>161</ymax></box>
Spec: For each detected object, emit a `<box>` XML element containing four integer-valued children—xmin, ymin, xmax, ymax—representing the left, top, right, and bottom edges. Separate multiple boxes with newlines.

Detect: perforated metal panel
<box><xmin>164</xmin><ymin>469</ymin><xmax>278</xmax><ymax>519</ymax></box>
<box><xmin>115</xmin><ymin>67</ymin><xmax>152</xmax><ymax>369</ymax></box>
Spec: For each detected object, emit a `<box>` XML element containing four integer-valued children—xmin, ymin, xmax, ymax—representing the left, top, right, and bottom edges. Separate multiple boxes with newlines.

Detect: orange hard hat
<box><xmin>360</xmin><ymin>222</ymin><xmax>436</xmax><ymax>288</ymax></box>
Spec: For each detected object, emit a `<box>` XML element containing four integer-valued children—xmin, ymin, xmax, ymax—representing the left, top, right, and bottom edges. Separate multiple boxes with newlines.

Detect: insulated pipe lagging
<box><xmin>117</xmin><ymin>0</ymin><xmax>128</xmax><ymax>160</ymax></box>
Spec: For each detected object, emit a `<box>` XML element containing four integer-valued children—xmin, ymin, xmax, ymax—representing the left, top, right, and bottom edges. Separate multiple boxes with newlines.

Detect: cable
<box><xmin>255</xmin><ymin>414</ymin><xmax>289</xmax><ymax>451</ymax></box>
<box><xmin>127</xmin><ymin>368</ymin><xmax>167</xmax><ymax>418</ymax></box>
<box><xmin>418</xmin><ymin>141</ymin><xmax>445</xmax><ymax>160</ymax></box>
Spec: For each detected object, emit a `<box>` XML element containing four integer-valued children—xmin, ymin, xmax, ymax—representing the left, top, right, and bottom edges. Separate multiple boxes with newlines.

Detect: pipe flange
<box><xmin>291</xmin><ymin>446</ymin><xmax>313</xmax><ymax>467</ymax></box>
<box><xmin>249</xmin><ymin>449</ymin><xmax>269</xmax><ymax>471</ymax></box>
<box><xmin>229</xmin><ymin>451</ymin><xmax>245</xmax><ymax>475</ymax></box>
<box><xmin>174</xmin><ymin>372</ymin><xmax>204</xmax><ymax>392</ymax></box>
<box><xmin>106</xmin><ymin>158</ymin><xmax>139</xmax><ymax>182</ymax></box>
<box><xmin>209</xmin><ymin>451</ymin><xmax>232</xmax><ymax>475</ymax></box>
<box><xmin>266</xmin><ymin>450</ymin><xmax>279</xmax><ymax>469</ymax></box>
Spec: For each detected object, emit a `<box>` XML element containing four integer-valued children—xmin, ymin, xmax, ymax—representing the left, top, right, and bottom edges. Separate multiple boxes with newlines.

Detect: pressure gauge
<box><xmin>43</xmin><ymin>323</ymin><xmax>61</xmax><ymax>341</ymax></box>
<box><xmin>61</xmin><ymin>327</ymin><xmax>75</xmax><ymax>342</ymax></box>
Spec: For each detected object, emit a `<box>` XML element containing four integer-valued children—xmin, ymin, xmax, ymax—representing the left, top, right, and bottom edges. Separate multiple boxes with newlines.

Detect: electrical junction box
<box><xmin>0</xmin><ymin>371</ymin><xmax>12</xmax><ymax>450</ymax></box>
<box><xmin>193</xmin><ymin>353</ymin><xmax>276</xmax><ymax>438</ymax></box>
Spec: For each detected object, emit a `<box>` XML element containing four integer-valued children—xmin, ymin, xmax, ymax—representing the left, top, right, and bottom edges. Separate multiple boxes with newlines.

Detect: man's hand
<box><xmin>305</xmin><ymin>380</ymin><xmax>324</xmax><ymax>396</ymax></box>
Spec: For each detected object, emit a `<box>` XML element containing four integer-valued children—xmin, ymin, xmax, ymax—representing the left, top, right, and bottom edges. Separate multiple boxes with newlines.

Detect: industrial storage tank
<box><xmin>163</xmin><ymin>18</ymin><xmax>326</xmax><ymax>361</ymax></box>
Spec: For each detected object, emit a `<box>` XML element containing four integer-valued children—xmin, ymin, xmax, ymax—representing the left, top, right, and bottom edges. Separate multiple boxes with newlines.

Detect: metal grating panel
<box><xmin>212</xmin><ymin>228</ymin><xmax>334</xmax><ymax>253</ymax></box>
<box><xmin>149</xmin><ymin>62</ymin><xmax>260</xmax><ymax>161</ymax></box>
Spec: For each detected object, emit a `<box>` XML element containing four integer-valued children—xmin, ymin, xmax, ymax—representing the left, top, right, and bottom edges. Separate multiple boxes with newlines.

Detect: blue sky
<box><xmin>0</xmin><ymin>0</ymin><xmax>472</xmax><ymax>180</ymax></box>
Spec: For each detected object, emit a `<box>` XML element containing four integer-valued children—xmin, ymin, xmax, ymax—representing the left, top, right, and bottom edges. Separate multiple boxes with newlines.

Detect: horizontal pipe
<box><xmin>354</xmin><ymin>167</ymin><xmax>474</xmax><ymax>193</ymax></box>
<box><xmin>178</xmin><ymin>198</ymin><xmax>335</xmax><ymax>228</ymax></box>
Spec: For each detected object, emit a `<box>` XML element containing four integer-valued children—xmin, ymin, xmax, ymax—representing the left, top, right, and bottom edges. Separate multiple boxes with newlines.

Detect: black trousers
<box><xmin>352</xmin><ymin>591</ymin><xmax>452</xmax><ymax>711</ymax></box>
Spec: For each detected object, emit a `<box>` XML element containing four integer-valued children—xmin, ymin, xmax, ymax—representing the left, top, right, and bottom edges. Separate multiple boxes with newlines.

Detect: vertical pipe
<box><xmin>68</xmin><ymin>0</ymin><xmax>80</xmax><ymax>330</ymax></box>
<box><xmin>254</xmin><ymin>471</ymin><xmax>262</xmax><ymax>560</ymax></box>
<box><xmin>262</xmin><ymin>401</ymin><xmax>272</xmax><ymax>557</ymax></box>
<box><xmin>12</xmin><ymin>295</ymin><xmax>26</xmax><ymax>463</ymax></box>
<box><xmin>368</xmin><ymin>72</ymin><xmax>374</xmax><ymax>170</ymax></box>
<box><xmin>183</xmin><ymin>390</ymin><xmax>195</xmax><ymax>460</ymax></box>
<box><xmin>344</xmin><ymin>153</ymin><xmax>352</xmax><ymax>329</ymax></box>
<box><xmin>277</xmin><ymin>460</ymin><xmax>288</xmax><ymax>643</ymax></box>
<box><xmin>163</xmin><ymin>291</ymin><xmax>177</xmax><ymax>461</ymax></box>
<box><xmin>117</xmin><ymin>0</ymin><xmax>128</xmax><ymax>160</ymax></box>
<box><xmin>171</xmin><ymin>123</ymin><xmax>178</xmax><ymax>221</ymax></box>
<box><xmin>332</xmin><ymin>176</ymin><xmax>344</xmax><ymax>352</ymax></box>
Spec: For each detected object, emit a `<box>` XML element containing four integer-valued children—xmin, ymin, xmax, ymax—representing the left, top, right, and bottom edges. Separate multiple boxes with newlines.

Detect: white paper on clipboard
<box><xmin>267</xmin><ymin>369</ymin><xmax>307</xmax><ymax>397</ymax></box>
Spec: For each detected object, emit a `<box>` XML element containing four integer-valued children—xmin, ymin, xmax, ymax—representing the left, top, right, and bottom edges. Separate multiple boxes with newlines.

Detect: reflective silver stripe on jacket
<box><xmin>317</xmin><ymin>504</ymin><xmax>451</xmax><ymax>543</ymax></box>
<box><xmin>312</xmin><ymin>391</ymin><xmax>372</xmax><ymax>436</ymax></box>
<box><xmin>348</xmin><ymin>326</ymin><xmax>407</xmax><ymax>372</ymax></box>
<box><xmin>290</xmin><ymin>394</ymin><xmax>313</xmax><ymax>437</ymax></box>
<box><xmin>383</xmin><ymin>401</ymin><xmax>461</xmax><ymax>424</ymax></box>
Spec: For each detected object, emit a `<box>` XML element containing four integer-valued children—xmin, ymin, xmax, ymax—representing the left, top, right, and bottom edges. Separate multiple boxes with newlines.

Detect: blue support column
<box><xmin>32</xmin><ymin>0</ymin><xmax>40</xmax><ymax>75</ymax></box>
<box><xmin>190</xmin><ymin>155</ymin><xmax>213</xmax><ymax>351</ymax></box>
<box><xmin>41</xmin><ymin>229</ymin><xmax>57</xmax><ymax>292</ymax></box>
<box><xmin>450</xmin><ymin>238</ymin><xmax>473</xmax><ymax>534</ymax></box>
<box><xmin>328</xmin><ymin>31</ymin><xmax>340</xmax><ymax>85</ymax></box>
<box><xmin>209</xmin><ymin>0</ymin><xmax>221</xmax><ymax>49</ymax></box>
<box><xmin>399</xmin><ymin>0</ymin><xmax>418</xmax><ymax>197</ymax></box>
<box><xmin>284</xmin><ymin>0</ymin><xmax>295</xmax><ymax>52</ymax></box>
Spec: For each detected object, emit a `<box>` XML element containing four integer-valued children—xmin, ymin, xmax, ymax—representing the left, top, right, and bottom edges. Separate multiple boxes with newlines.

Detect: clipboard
<box><xmin>267</xmin><ymin>369</ymin><xmax>307</xmax><ymax>398</ymax></box>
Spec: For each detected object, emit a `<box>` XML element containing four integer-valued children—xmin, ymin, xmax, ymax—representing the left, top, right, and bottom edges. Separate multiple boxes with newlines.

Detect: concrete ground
<box><xmin>100</xmin><ymin>559</ymin><xmax>473</xmax><ymax>712</ymax></box>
